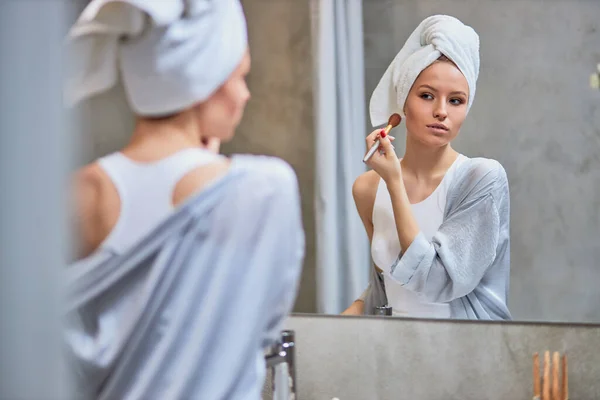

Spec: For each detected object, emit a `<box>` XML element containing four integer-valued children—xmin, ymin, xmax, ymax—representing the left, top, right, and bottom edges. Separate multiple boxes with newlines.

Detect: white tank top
<box><xmin>95</xmin><ymin>148</ymin><xmax>222</xmax><ymax>255</ymax></box>
<box><xmin>371</xmin><ymin>154</ymin><xmax>467</xmax><ymax>318</ymax></box>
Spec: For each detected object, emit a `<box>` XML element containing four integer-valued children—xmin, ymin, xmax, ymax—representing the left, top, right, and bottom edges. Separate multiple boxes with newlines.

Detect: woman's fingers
<box><xmin>378</xmin><ymin>135</ymin><xmax>395</xmax><ymax>156</ymax></box>
<box><xmin>365</xmin><ymin>129</ymin><xmax>382</xmax><ymax>150</ymax></box>
<box><xmin>365</xmin><ymin>130</ymin><xmax>396</xmax><ymax>161</ymax></box>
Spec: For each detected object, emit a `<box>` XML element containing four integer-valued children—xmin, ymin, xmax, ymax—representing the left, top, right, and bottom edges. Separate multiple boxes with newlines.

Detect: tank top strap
<box><xmin>96</xmin><ymin>152</ymin><xmax>130</xmax><ymax>201</ymax></box>
<box><xmin>94</xmin><ymin>148</ymin><xmax>223</xmax><ymax>254</ymax></box>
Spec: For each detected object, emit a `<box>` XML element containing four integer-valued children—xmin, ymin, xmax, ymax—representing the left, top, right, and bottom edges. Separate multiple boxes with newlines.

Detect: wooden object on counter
<box><xmin>533</xmin><ymin>352</ymin><xmax>541</xmax><ymax>400</ymax></box>
<box><xmin>533</xmin><ymin>351</ymin><xmax>569</xmax><ymax>400</ymax></box>
<box><xmin>543</xmin><ymin>351</ymin><xmax>551</xmax><ymax>400</ymax></box>
<box><xmin>562</xmin><ymin>354</ymin><xmax>569</xmax><ymax>400</ymax></box>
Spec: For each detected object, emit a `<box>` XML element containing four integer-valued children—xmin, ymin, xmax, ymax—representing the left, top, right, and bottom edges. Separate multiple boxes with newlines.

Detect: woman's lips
<box><xmin>426</xmin><ymin>123</ymin><xmax>449</xmax><ymax>134</ymax></box>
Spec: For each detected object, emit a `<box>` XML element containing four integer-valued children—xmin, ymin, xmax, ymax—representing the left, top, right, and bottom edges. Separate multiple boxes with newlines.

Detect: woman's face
<box><xmin>195</xmin><ymin>50</ymin><xmax>251</xmax><ymax>142</ymax></box>
<box><xmin>403</xmin><ymin>60</ymin><xmax>469</xmax><ymax>148</ymax></box>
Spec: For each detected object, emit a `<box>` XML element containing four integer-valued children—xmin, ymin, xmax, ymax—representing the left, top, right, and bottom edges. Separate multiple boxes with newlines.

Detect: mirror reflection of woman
<box><xmin>343</xmin><ymin>15</ymin><xmax>511</xmax><ymax>320</ymax></box>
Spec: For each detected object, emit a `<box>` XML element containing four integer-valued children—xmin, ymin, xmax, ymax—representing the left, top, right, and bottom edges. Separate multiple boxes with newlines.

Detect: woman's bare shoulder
<box><xmin>352</xmin><ymin>170</ymin><xmax>380</xmax><ymax>203</ymax></box>
<box><xmin>71</xmin><ymin>162</ymin><xmax>114</xmax><ymax>258</ymax></box>
<box><xmin>178</xmin><ymin>155</ymin><xmax>300</xmax><ymax>208</ymax></box>
<box><xmin>352</xmin><ymin>170</ymin><xmax>380</xmax><ymax>219</ymax></box>
<box><xmin>72</xmin><ymin>163</ymin><xmax>105</xmax><ymax>213</ymax></box>
<box><xmin>172</xmin><ymin>157</ymin><xmax>231</xmax><ymax>206</ymax></box>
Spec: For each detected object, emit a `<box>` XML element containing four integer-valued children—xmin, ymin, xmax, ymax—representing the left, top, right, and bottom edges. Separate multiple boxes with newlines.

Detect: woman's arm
<box><xmin>70</xmin><ymin>166</ymin><xmax>110</xmax><ymax>261</ymax></box>
<box><xmin>364</xmin><ymin>131</ymin><xmax>508</xmax><ymax>304</ymax></box>
<box><xmin>387</xmin><ymin>162</ymin><xmax>507</xmax><ymax>303</ymax></box>
<box><xmin>215</xmin><ymin>156</ymin><xmax>305</xmax><ymax>347</ymax></box>
<box><xmin>341</xmin><ymin>171</ymin><xmax>379</xmax><ymax>315</ymax></box>
<box><xmin>386</xmin><ymin>178</ymin><xmax>421</xmax><ymax>252</ymax></box>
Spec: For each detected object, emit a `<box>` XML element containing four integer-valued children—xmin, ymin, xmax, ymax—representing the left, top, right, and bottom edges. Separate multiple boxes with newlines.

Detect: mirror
<box><xmin>303</xmin><ymin>0</ymin><xmax>600</xmax><ymax>323</ymax></box>
<box><xmin>72</xmin><ymin>0</ymin><xmax>600</xmax><ymax>324</ymax></box>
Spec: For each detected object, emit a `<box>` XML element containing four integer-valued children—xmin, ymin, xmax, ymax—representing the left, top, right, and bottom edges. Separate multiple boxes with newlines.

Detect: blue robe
<box><xmin>64</xmin><ymin>155</ymin><xmax>305</xmax><ymax>399</ymax></box>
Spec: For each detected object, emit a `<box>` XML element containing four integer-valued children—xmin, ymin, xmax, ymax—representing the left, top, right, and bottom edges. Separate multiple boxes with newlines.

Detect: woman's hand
<box><xmin>365</xmin><ymin>129</ymin><xmax>420</xmax><ymax>253</ymax></box>
<box><xmin>200</xmin><ymin>137</ymin><xmax>221</xmax><ymax>154</ymax></box>
<box><xmin>364</xmin><ymin>129</ymin><xmax>401</xmax><ymax>184</ymax></box>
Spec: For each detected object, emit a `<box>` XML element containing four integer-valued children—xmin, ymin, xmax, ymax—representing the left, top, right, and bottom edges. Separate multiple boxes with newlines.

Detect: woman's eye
<box><xmin>420</xmin><ymin>93</ymin><xmax>433</xmax><ymax>100</ymax></box>
<box><xmin>450</xmin><ymin>98</ymin><xmax>465</xmax><ymax>105</ymax></box>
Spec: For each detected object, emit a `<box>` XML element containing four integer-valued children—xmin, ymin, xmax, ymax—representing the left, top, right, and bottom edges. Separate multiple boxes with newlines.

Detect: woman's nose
<box><xmin>433</xmin><ymin>101</ymin><xmax>448</xmax><ymax>120</ymax></box>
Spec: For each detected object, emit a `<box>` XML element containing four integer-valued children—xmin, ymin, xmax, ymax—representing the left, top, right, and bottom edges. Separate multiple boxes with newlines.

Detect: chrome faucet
<box><xmin>265</xmin><ymin>330</ymin><xmax>296</xmax><ymax>399</ymax></box>
<box><xmin>374</xmin><ymin>305</ymin><xmax>392</xmax><ymax>316</ymax></box>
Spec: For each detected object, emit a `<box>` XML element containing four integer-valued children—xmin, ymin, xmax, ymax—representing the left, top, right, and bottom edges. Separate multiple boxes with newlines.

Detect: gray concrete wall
<box><xmin>222</xmin><ymin>0</ymin><xmax>316</xmax><ymax>313</ymax></box>
<box><xmin>363</xmin><ymin>0</ymin><xmax>600</xmax><ymax>322</ymax></box>
<box><xmin>68</xmin><ymin>0</ymin><xmax>135</xmax><ymax>166</ymax></box>
<box><xmin>275</xmin><ymin>314</ymin><xmax>600</xmax><ymax>400</ymax></box>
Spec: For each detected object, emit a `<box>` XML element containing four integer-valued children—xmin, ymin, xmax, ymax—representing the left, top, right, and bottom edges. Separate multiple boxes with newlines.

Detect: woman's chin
<box><xmin>220</xmin><ymin>128</ymin><xmax>237</xmax><ymax>143</ymax></box>
<box><xmin>415</xmin><ymin>135</ymin><xmax>451</xmax><ymax>149</ymax></box>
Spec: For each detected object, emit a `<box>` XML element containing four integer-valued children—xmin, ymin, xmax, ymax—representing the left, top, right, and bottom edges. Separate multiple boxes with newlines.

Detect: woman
<box><xmin>342</xmin><ymin>15</ymin><xmax>511</xmax><ymax>320</ymax></box>
<box><xmin>64</xmin><ymin>1</ymin><xmax>304</xmax><ymax>399</ymax></box>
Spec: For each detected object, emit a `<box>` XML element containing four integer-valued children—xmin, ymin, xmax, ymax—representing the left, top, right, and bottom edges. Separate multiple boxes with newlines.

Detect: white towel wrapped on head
<box><xmin>65</xmin><ymin>0</ymin><xmax>248</xmax><ymax>117</ymax></box>
<box><xmin>369</xmin><ymin>15</ymin><xmax>480</xmax><ymax>127</ymax></box>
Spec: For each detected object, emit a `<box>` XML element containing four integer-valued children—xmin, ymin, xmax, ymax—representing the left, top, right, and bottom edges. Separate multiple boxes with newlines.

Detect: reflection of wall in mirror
<box><xmin>222</xmin><ymin>0</ymin><xmax>317</xmax><ymax>313</ymax></box>
<box><xmin>591</xmin><ymin>64</ymin><xmax>600</xmax><ymax>89</ymax></box>
<box><xmin>363</xmin><ymin>0</ymin><xmax>600</xmax><ymax>323</ymax></box>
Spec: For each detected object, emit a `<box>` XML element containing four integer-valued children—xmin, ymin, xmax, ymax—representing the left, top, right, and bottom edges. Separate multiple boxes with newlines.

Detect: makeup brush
<box><xmin>543</xmin><ymin>351</ymin><xmax>551</xmax><ymax>400</ymax></box>
<box><xmin>362</xmin><ymin>113</ymin><xmax>402</xmax><ymax>163</ymax></box>
<box><xmin>552</xmin><ymin>352</ymin><xmax>560</xmax><ymax>400</ymax></box>
<box><xmin>533</xmin><ymin>352</ymin><xmax>540</xmax><ymax>400</ymax></box>
<box><xmin>562</xmin><ymin>354</ymin><xmax>569</xmax><ymax>400</ymax></box>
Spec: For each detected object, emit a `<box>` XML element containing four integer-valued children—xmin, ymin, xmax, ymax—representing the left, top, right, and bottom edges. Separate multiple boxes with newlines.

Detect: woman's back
<box><xmin>65</xmin><ymin>1</ymin><xmax>306</xmax><ymax>398</ymax></box>
<box><xmin>72</xmin><ymin>145</ymin><xmax>229</xmax><ymax>260</ymax></box>
<box><xmin>66</xmin><ymin>154</ymin><xmax>305</xmax><ymax>400</ymax></box>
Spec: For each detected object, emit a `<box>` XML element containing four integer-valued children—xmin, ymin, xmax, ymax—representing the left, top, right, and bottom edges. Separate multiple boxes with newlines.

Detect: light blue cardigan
<box><xmin>64</xmin><ymin>155</ymin><xmax>305</xmax><ymax>399</ymax></box>
<box><xmin>364</xmin><ymin>157</ymin><xmax>512</xmax><ymax>320</ymax></box>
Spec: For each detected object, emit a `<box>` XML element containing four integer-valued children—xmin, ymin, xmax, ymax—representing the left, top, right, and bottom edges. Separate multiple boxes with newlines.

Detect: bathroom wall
<box><xmin>68</xmin><ymin>0</ymin><xmax>135</xmax><ymax>166</ymax></box>
<box><xmin>71</xmin><ymin>0</ymin><xmax>318</xmax><ymax>313</ymax></box>
<box><xmin>363</xmin><ymin>0</ymin><xmax>600</xmax><ymax>322</ymax></box>
<box><xmin>222</xmin><ymin>0</ymin><xmax>316</xmax><ymax>313</ymax></box>
<box><xmin>271</xmin><ymin>314</ymin><xmax>600</xmax><ymax>400</ymax></box>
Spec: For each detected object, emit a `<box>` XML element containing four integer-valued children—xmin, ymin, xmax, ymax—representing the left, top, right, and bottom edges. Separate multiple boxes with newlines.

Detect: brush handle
<box><xmin>362</xmin><ymin>139</ymin><xmax>381</xmax><ymax>163</ymax></box>
<box><xmin>362</xmin><ymin>123</ymin><xmax>393</xmax><ymax>163</ymax></box>
<box><xmin>533</xmin><ymin>353</ymin><xmax>540</xmax><ymax>398</ymax></box>
<box><xmin>543</xmin><ymin>351</ymin><xmax>551</xmax><ymax>400</ymax></box>
<box><xmin>552</xmin><ymin>352</ymin><xmax>561</xmax><ymax>400</ymax></box>
<box><xmin>562</xmin><ymin>354</ymin><xmax>568</xmax><ymax>400</ymax></box>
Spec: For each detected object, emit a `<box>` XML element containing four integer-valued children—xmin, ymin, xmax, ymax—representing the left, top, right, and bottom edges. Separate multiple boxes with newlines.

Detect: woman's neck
<box><xmin>125</xmin><ymin>110</ymin><xmax>203</xmax><ymax>158</ymax></box>
<box><xmin>400</xmin><ymin>135</ymin><xmax>459</xmax><ymax>180</ymax></box>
